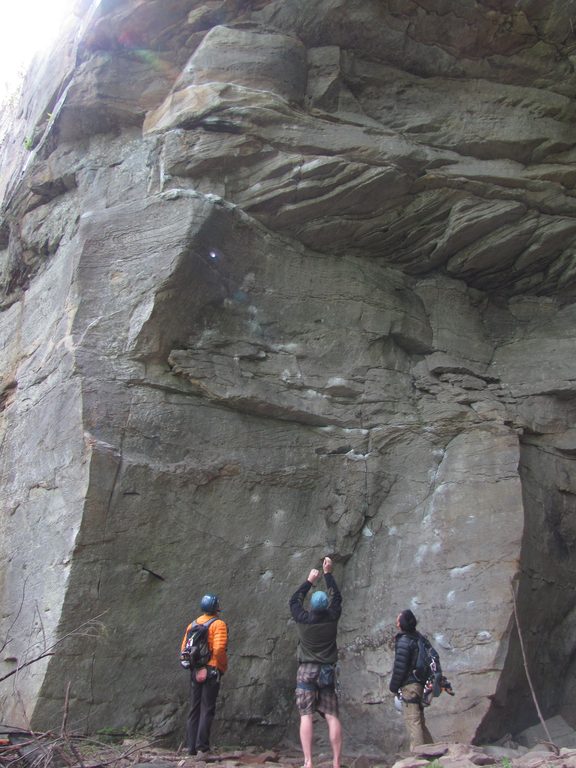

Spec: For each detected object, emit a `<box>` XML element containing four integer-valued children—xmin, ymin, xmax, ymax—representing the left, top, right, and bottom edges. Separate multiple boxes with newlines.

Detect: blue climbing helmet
<box><xmin>310</xmin><ymin>591</ymin><xmax>329</xmax><ymax>611</ymax></box>
<box><xmin>200</xmin><ymin>594</ymin><xmax>221</xmax><ymax>614</ymax></box>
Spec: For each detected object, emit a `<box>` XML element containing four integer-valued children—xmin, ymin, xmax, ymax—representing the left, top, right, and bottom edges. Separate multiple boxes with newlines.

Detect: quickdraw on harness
<box><xmin>411</xmin><ymin>634</ymin><xmax>455</xmax><ymax>706</ymax></box>
<box><xmin>422</xmin><ymin>656</ymin><xmax>455</xmax><ymax>707</ymax></box>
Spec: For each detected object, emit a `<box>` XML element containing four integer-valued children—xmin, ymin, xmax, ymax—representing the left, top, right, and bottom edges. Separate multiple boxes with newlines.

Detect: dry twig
<box><xmin>0</xmin><ymin>727</ymin><xmax>153</xmax><ymax>768</ymax></box>
<box><xmin>0</xmin><ymin>614</ymin><xmax>107</xmax><ymax>686</ymax></box>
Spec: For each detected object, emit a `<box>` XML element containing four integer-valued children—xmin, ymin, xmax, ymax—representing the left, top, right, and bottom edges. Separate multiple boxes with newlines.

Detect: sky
<box><xmin>0</xmin><ymin>0</ymin><xmax>75</xmax><ymax>102</ymax></box>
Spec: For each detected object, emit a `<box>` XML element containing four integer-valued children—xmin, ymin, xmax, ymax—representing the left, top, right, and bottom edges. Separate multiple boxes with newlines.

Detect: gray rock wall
<box><xmin>1</xmin><ymin>0</ymin><xmax>576</xmax><ymax>754</ymax></box>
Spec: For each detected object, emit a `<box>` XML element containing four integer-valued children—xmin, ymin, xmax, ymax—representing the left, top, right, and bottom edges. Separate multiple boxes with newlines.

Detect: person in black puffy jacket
<box><xmin>389</xmin><ymin>609</ymin><xmax>434</xmax><ymax>750</ymax></box>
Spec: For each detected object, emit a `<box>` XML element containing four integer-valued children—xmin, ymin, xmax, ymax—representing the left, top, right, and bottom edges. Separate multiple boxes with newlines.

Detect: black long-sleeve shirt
<box><xmin>289</xmin><ymin>573</ymin><xmax>342</xmax><ymax>664</ymax></box>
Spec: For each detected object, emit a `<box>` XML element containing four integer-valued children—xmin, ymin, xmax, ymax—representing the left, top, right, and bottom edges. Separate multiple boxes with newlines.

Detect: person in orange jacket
<box><xmin>180</xmin><ymin>594</ymin><xmax>228</xmax><ymax>756</ymax></box>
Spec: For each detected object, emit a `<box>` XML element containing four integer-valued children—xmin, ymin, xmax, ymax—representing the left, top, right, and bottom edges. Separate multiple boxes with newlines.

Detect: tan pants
<box><xmin>401</xmin><ymin>682</ymin><xmax>434</xmax><ymax>751</ymax></box>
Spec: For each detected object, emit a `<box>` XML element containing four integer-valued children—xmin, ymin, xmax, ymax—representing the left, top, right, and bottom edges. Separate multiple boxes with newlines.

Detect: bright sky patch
<box><xmin>0</xmin><ymin>0</ymin><xmax>74</xmax><ymax>102</ymax></box>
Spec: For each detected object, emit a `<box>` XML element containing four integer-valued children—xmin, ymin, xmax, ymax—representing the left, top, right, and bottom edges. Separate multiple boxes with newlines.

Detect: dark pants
<box><xmin>186</xmin><ymin>672</ymin><xmax>220</xmax><ymax>754</ymax></box>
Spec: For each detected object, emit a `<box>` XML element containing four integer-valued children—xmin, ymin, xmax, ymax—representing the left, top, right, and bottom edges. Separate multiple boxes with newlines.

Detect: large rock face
<box><xmin>1</xmin><ymin>0</ymin><xmax>576</xmax><ymax>754</ymax></box>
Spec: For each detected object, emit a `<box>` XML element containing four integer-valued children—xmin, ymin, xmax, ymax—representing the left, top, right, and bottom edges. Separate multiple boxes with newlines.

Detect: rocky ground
<box><xmin>88</xmin><ymin>713</ymin><xmax>576</xmax><ymax>768</ymax></box>
<box><xmin>90</xmin><ymin>741</ymin><xmax>576</xmax><ymax>768</ymax></box>
<box><xmin>4</xmin><ymin>726</ymin><xmax>576</xmax><ymax>768</ymax></box>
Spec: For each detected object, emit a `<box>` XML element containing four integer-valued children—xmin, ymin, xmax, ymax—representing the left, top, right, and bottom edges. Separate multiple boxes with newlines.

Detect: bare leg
<box><xmin>299</xmin><ymin>714</ymin><xmax>314</xmax><ymax>768</ymax></box>
<box><xmin>325</xmin><ymin>714</ymin><xmax>342</xmax><ymax>768</ymax></box>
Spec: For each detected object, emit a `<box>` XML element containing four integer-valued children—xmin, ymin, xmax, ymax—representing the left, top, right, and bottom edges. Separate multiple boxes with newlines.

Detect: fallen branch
<box><xmin>60</xmin><ymin>682</ymin><xmax>72</xmax><ymax>740</ymax></box>
<box><xmin>0</xmin><ymin>727</ymin><xmax>153</xmax><ymax>768</ymax></box>
<box><xmin>0</xmin><ymin>578</ymin><xmax>29</xmax><ymax>657</ymax></box>
<box><xmin>0</xmin><ymin>614</ymin><xmax>107</xmax><ymax>685</ymax></box>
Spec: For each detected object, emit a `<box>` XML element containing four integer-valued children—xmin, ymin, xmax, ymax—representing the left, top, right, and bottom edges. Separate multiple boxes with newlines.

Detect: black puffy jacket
<box><xmin>389</xmin><ymin>631</ymin><xmax>419</xmax><ymax>693</ymax></box>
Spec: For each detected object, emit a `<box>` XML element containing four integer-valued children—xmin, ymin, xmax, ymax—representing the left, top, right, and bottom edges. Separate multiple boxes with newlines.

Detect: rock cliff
<box><xmin>1</xmin><ymin>0</ymin><xmax>576</xmax><ymax>754</ymax></box>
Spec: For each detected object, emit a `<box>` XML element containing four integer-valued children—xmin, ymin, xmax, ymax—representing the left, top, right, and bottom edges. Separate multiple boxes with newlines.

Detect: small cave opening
<box><xmin>475</xmin><ymin>437</ymin><xmax>576</xmax><ymax>744</ymax></box>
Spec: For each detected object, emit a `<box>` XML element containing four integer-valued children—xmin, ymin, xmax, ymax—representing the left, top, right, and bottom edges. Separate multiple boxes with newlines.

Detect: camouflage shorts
<box><xmin>295</xmin><ymin>663</ymin><xmax>339</xmax><ymax>717</ymax></box>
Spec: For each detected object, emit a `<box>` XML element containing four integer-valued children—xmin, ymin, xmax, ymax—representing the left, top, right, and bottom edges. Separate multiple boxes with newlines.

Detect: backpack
<box><xmin>413</xmin><ymin>633</ymin><xmax>442</xmax><ymax>696</ymax></box>
<box><xmin>182</xmin><ymin>617</ymin><xmax>218</xmax><ymax>669</ymax></box>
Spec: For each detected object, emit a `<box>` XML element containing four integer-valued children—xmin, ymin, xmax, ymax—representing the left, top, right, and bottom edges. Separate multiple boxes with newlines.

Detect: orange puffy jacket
<box><xmin>181</xmin><ymin>614</ymin><xmax>228</xmax><ymax>674</ymax></box>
